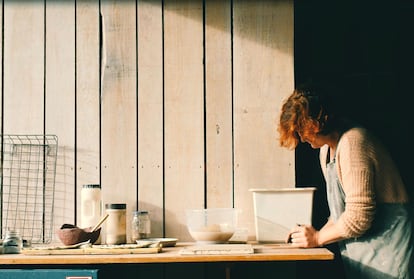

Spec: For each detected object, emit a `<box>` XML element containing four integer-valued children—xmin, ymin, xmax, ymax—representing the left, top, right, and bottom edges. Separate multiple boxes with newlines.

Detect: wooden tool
<box><xmin>91</xmin><ymin>213</ymin><xmax>109</xmax><ymax>232</ymax></box>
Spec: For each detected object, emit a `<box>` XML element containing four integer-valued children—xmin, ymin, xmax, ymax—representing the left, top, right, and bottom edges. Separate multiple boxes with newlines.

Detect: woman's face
<box><xmin>297</xmin><ymin>130</ymin><xmax>327</xmax><ymax>149</ymax></box>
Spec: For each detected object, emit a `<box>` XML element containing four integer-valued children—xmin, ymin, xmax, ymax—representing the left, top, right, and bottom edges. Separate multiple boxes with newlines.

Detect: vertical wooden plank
<box><xmin>45</xmin><ymin>0</ymin><xmax>76</xmax><ymax>241</ymax></box>
<box><xmin>233</xmin><ymin>0</ymin><xmax>295</xmax><ymax>240</ymax></box>
<box><xmin>0</xmin><ymin>1</ymin><xmax>2</xmax><ymax>133</ymax></box>
<box><xmin>76</xmin><ymin>0</ymin><xmax>100</xmax><ymax>226</ymax></box>
<box><xmin>101</xmin><ymin>0</ymin><xmax>137</xmax><ymax>243</ymax></box>
<box><xmin>137</xmin><ymin>0</ymin><xmax>164</xmax><ymax>238</ymax></box>
<box><xmin>3</xmin><ymin>1</ymin><xmax>44</xmax><ymax>134</ymax></box>
<box><xmin>164</xmin><ymin>0</ymin><xmax>204</xmax><ymax>241</ymax></box>
<box><xmin>2</xmin><ymin>0</ymin><xmax>46</xmax><ymax>241</ymax></box>
<box><xmin>205</xmin><ymin>0</ymin><xmax>233</xmax><ymax>208</ymax></box>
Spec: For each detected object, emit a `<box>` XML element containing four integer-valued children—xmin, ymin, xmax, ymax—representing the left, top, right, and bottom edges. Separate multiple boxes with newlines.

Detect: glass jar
<box><xmin>80</xmin><ymin>184</ymin><xmax>102</xmax><ymax>227</ymax></box>
<box><xmin>131</xmin><ymin>210</ymin><xmax>151</xmax><ymax>242</ymax></box>
<box><xmin>81</xmin><ymin>184</ymin><xmax>102</xmax><ymax>244</ymax></box>
<box><xmin>105</xmin><ymin>203</ymin><xmax>127</xmax><ymax>245</ymax></box>
<box><xmin>3</xmin><ymin>230</ymin><xmax>23</xmax><ymax>254</ymax></box>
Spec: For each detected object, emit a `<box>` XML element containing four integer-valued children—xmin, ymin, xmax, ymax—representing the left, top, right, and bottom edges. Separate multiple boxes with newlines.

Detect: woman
<box><xmin>278</xmin><ymin>83</ymin><xmax>414</xmax><ymax>278</ymax></box>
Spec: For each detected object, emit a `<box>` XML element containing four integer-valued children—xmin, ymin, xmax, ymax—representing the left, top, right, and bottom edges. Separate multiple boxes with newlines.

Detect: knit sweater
<box><xmin>319</xmin><ymin>127</ymin><xmax>409</xmax><ymax>238</ymax></box>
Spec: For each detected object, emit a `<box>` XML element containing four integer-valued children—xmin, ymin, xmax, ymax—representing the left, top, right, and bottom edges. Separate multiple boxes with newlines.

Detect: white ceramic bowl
<box><xmin>186</xmin><ymin>208</ymin><xmax>239</xmax><ymax>244</ymax></box>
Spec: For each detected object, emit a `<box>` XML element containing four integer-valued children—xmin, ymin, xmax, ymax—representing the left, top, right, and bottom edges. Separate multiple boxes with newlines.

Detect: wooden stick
<box><xmin>91</xmin><ymin>213</ymin><xmax>109</xmax><ymax>232</ymax></box>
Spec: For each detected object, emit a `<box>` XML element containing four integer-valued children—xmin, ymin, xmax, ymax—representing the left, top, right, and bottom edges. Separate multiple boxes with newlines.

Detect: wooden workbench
<box><xmin>0</xmin><ymin>243</ymin><xmax>334</xmax><ymax>265</ymax></box>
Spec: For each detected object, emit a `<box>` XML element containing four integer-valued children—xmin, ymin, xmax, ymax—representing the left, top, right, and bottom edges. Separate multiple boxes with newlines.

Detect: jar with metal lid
<box><xmin>105</xmin><ymin>203</ymin><xmax>126</xmax><ymax>245</ymax></box>
<box><xmin>81</xmin><ymin>184</ymin><xmax>102</xmax><ymax>244</ymax></box>
<box><xmin>3</xmin><ymin>230</ymin><xmax>23</xmax><ymax>254</ymax></box>
<box><xmin>80</xmin><ymin>184</ymin><xmax>102</xmax><ymax>226</ymax></box>
<box><xmin>131</xmin><ymin>210</ymin><xmax>151</xmax><ymax>242</ymax></box>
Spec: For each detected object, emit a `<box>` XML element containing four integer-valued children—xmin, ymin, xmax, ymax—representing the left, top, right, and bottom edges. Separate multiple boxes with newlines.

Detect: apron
<box><xmin>326</xmin><ymin>156</ymin><xmax>414</xmax><ymax>279</ymax></box>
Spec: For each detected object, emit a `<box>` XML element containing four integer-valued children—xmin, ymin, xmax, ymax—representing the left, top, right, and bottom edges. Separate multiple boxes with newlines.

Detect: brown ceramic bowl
<box><xmin>56</xmin><ymin>224</ymin><xmax>101</xmax><ymax>246</ymax></box>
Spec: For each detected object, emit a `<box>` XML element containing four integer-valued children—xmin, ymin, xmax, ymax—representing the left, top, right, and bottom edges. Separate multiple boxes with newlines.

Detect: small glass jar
<box><xmin>3</xmin><ymin>230</ymin><xmax>23</xmax><ymax>254</ymax></box>
<box><xmin>105</xmin><ymin>203</ymin><xmax>127</xmax><ymax>245</ymax></box>
<box><xmin>131</xmin><ymin>211</ymin><xmax>151</xmax><ymax>242</ymax></box>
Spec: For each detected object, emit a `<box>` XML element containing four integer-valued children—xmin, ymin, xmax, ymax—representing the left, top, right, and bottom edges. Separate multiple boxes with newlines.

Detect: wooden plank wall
<box><xmin>0</xmin><ymin>0</ymin><xmax>294</xmax><ymax>243</ymax></box>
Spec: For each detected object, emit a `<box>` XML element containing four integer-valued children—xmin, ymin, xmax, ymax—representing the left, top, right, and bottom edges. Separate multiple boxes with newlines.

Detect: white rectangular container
<box><xmin>249</xmin><ymin>187</ymin><xmax>316</xmax><ymax>243</ymax></box>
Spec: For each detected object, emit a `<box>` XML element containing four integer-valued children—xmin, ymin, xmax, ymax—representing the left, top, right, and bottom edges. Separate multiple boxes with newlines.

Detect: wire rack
<box><xmin>1</xmin><ymin>135</ymin><xmax>58</xmax><ymax>244</ymax></box>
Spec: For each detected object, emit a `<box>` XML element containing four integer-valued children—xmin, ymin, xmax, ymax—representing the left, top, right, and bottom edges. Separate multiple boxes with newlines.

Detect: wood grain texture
<box><xmin>163</xmin><ymin>0</ymin><xmax>205</xmax><ymax>241</ymax></box>
<box><xmin>3</xmin><ymin>0</ymin><xmax>44</xmax><ymax>134</ymax></box>
<box><xmin>232</xmin><ymin>0</ymin><xmax>295</xmax><ymax>239</ymax></box>
<box><xmin>205</xmin><ymin>0</ymin><xmax>234</xmax><ymax>209</ymax></box>
<box><xmin>45</xmin><ymin>0</ymin><xmax>76</xmax><ymax>242</ymax></box>
<box><xmin>0</xmin><ymin>1</ymin><xmax>2</xmax><ymax>133</ymax></box>
<box><xmin>76</xmin><ymin>0</ymin><xmax>101</xmax><ymax>227</ymax></box>
<box><xmin>137</xmin><ymin>0</ymin><xmax>164</xmax><ymax>238</ymax></box>
<box><xmin>0</xmin><ymin>0</ymin><xmax>295</xmax><ymax>245</ymax></box>
<box><xmin>5</xmin><ymin>244</ymin><xmax>333</xmax><ymax>264</ymax></box>
<box><xmin>100</xmin><ymin>0</ymin><xmax>137</xmax><ymax>243</ymax></box>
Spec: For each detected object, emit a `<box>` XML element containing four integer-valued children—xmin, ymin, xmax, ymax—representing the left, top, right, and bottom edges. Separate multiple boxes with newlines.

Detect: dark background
<box><xmin>294</xmin><ymin>0</ymin><xmax>414</xmax><ymax>277</ymax></box>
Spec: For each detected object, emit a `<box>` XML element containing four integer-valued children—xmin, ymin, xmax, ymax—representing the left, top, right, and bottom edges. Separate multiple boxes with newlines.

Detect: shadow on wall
<box><xmin>143</xmin><ymin>0</ymin><xmax>293</xmax><ymax>52</ymax></box>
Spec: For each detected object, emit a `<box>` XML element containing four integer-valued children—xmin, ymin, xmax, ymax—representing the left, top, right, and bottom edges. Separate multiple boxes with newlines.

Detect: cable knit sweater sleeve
<box><xmin>320</xmin><ymin>128</ymin><xmax>377</xmax><ymax>238</ymax></box>
<box><xmin>336</xmin><ymin>128</ymin><xmax>377</xmax><ymax>238</ymax></box>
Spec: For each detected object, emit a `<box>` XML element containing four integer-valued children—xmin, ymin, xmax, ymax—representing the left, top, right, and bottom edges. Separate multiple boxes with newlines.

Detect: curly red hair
<box><xmin>278</xmin><ymin>86</ymin><xmax>333</xmax><ymax>149</ymax></box>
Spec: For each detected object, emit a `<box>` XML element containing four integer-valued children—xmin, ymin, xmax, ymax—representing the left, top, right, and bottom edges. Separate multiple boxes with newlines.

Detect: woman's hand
<box><xmin>286</xmin><ymin>224</ymin><xmax>320</xmax><ymax>248</ymax></box>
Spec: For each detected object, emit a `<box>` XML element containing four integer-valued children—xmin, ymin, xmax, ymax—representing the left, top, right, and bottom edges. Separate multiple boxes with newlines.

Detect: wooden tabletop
<box><xmin>0</xmin><ymin>243</ymin><xmax>334</xmax><ymax>265</ymax></box>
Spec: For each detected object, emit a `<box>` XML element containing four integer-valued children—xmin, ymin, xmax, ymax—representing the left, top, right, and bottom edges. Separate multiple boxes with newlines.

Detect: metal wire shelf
<box><xmin>1</xmin><ymin>135</ymin><xmax>58</xmax><ymax>244</ymax></box>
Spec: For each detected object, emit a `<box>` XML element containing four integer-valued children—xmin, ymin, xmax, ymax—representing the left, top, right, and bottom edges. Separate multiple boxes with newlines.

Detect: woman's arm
<box><xmin>286</xmin><ymin>218</ymin><xmax>345</xmax><ymax>248</ymax></box>
<box><xmin>317</xmin><ymin>218</ymin><xmax>346</xmax><ymax>246</ymax></box>
<box><xmin>335</xmin><ymin>129</ymin><xmax>376</xmax><ymax>237</ymax></box>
